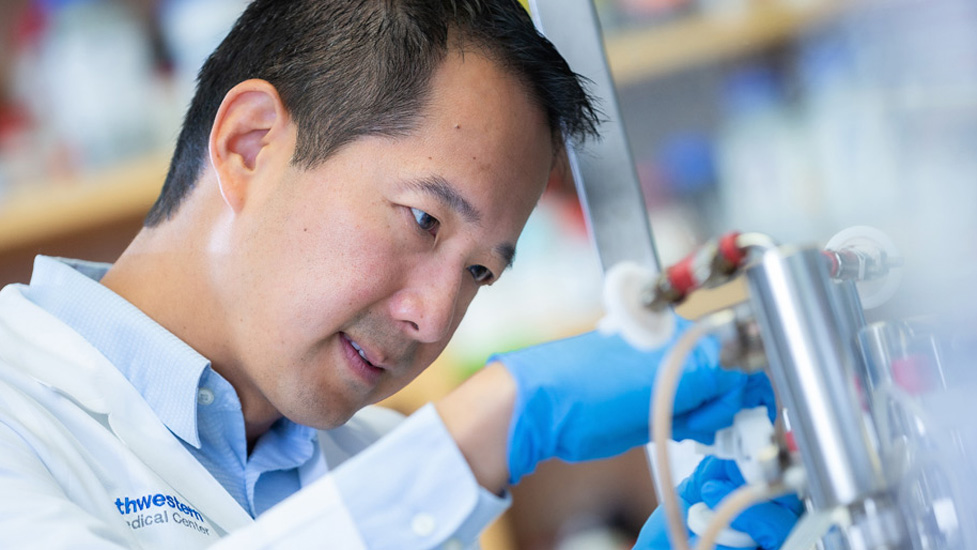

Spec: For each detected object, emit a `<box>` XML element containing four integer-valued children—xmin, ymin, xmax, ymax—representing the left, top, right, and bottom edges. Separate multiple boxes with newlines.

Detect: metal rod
<box><xmin>527</xmin><ymin>0</ymin><xmax>659</xmax><ymax>274</ymax></box>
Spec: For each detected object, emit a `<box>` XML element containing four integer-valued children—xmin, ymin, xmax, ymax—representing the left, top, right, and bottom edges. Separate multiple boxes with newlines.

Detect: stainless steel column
<box><xmin>527</xmin><ymin>0</ymin><xmax>659</xmax><ymax>274</ymax></box>
<box><xmin>746</xmin><ymin>246</ymin><xmax>886</xmax><ymax>509</ymax></box>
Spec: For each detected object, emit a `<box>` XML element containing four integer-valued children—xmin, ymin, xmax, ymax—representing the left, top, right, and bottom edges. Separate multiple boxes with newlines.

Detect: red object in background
<box><xmin>557</xmin><ymin>194</ymin><xmax>590</xmax><ymax>240</ymax></box>
<box><xmin>12</xmin><ymin>1</ymin><xmax>47</xmax><ymax>50</ymax></box>
<box><xmin>891</xmin><ymin>355</ymin><xmax>936</xmax><ymax>395</ymax></box>
<box><xmin>0</xmin><ymin>104</ymin><xmax>31</xmax><ymax>142</ymax></box>
<box><xmin>2</xmin><ymin>0</ymin><xmax>44</xmax><ymax>156</ymax></box>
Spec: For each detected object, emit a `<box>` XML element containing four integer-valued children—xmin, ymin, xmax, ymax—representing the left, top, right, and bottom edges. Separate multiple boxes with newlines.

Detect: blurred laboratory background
<box><xmin>1</xmin><ymin>0</ymin><xmax>976</xmax><ymax>549</ymax></box>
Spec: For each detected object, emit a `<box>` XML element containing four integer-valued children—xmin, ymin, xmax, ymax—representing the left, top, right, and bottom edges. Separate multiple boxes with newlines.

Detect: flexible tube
<box><xmin>652</xmin><ymin>310</ymin><xmax>736</xmax><ymax>550</ymax></box>
<box><xmin>694</xmin><ymin>482</ymin><xmax>790</xmax><ymax>550</ymax></box>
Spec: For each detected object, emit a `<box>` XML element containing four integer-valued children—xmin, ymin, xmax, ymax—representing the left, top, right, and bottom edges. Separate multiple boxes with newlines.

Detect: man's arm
<box><xmin>435</xmin><ymin>362</ymin><xmax>515</xmax><ymax>495</ymax></box>
<box><xmin>436</xmin><ymin>325</ymin><xmax>776</xmax><ymax>493</ymax></box>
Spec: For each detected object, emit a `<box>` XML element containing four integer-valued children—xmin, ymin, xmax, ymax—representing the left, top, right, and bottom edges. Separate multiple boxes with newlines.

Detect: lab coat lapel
<box><xmin>0</xmin><ymin>286</ymin><xmax>114</xmax><ymax>412</ymax></box>
<box><xmin>105</xmin><ymin>403</ymin><xmax>255</xmax><ymax>534</ymax></box>
<box><xmin>0</xmin><ymin>286</ymin><xmax>255</xmax><ymax>533</ymax></box>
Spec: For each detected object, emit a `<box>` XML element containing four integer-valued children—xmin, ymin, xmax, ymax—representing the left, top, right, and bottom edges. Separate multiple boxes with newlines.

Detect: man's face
<box><xmin>216</xmin><ymin>51</ymin><xmax>555</xmax><ymax>428</ymax></box>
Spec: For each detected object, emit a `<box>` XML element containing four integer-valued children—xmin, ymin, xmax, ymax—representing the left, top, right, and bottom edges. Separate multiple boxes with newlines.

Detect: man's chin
<box><xmin>280</xmin><ymin>399</ymin><xmax>361</xmax><ymax>430</ymax></box>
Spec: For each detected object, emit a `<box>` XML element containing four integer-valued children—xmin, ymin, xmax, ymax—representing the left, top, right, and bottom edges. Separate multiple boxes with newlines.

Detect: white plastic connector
<box><xmin>686</xmin><ymin>407</ymin><xmax>778</xmax><ymax>550</ymax></box>
<box><xmin>598</xmin><ymin>261</ymin><xmax>676</xmax><ymax>350</ymax></box>
<box><xmin>695</xmin><ymin>406</ymin><xmax>776</xmax><ymax>485</ymax></box>
<box><xmin>688</xmin><ymin>502</ymin><xmax>758</xmax><ymax>548</ymax></box>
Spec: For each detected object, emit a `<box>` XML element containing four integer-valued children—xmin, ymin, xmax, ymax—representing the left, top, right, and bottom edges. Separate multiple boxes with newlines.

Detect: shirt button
<box><xmin>197</xmin><ymin>388</ymin><xmax>215</xmax><ymax>405</ymax></box>
<box><xmin>411</xmin><ymin>513</ymin><xmax>436</xmax><ymax>537</ymax></box>
<box><xmin>443</xmin><ymin>539</ymin><xmax>464</xmax><ymax>550</ymax></box>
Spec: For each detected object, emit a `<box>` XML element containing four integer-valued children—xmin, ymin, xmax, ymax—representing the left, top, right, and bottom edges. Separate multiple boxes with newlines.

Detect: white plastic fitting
<box><xmin>686</xmin><ymin>406</ymin><xmax>778</xmax><ymax>549</ymax></box>
<box><xmin>598</xmin><ymin>261</ymin><xmax>676</xmax><ymax>350</ymax></box>
<box><xmin>687</xmin><ymin>502</ymin><xmax>758</xmax><ymax>548</ymax></box>
<box><xmin>695</xmin><ymin>406</ymin><xmax>776</xmax><ymax>485</ymax></box>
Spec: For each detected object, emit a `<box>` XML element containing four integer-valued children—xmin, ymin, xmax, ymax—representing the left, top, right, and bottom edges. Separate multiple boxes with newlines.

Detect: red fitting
<box><xmin>821</xmin><ymin>250</ymin><xmax>840</xmax><ymax>278</ymax></box>
<box><xmin>666</xmin><ymin>255</ymin><xmax>697</xmax><ymax>298</ymax></box>
<box><xmin>718</xmin><ymin>231</ymin><xmax>746</xmax><ymax>268</ymax></box>
<box><xmin>784</xmin><ymin>430</ymin><xmax>798</xmax><ymax>454</ymax></box>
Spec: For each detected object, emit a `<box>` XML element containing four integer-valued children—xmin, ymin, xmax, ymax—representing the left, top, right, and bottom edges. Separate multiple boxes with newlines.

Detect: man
<box><xmin>0</xmin><ymin>1</ymin><xmax>796</xmax><ymax>548</ymax></box>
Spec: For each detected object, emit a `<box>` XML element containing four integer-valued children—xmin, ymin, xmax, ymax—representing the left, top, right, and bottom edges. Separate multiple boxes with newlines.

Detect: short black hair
<box><xmin>145</xmin><ymin>0</ymin><xmax>600</xmax><ymax>226</ymax></box>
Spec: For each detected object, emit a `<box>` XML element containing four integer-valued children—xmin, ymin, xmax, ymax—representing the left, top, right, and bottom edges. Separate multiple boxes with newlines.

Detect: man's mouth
<box><xmin>347</xmin><ymin>338</ymin><xmax>375</xmax><ymax>367</ymax></box>
<box><xmin>340</xmin><ymin>333</ymin><xmax>386</xmax><ymax>385</ymax></box>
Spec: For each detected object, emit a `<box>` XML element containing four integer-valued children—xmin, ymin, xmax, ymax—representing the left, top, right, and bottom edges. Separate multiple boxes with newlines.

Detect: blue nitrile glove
<box><xmin>490</xmin><ymin>317</ymin><xmax>776</xmax><ymax>485</ymax></box>
<box><xmin>634</xmin><ymin>456</ymin><xmax>804</xmax><ymax>550</ymax></box>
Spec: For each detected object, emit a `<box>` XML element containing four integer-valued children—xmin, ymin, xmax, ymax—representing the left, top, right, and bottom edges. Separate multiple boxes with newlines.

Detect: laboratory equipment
<box><xmin>528</xmin><ymin>1</ymin><xmax>977</xmax><ymax>549</ymax></box>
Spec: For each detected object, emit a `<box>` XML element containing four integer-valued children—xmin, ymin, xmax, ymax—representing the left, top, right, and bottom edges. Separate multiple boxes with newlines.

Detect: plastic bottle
<box><xmin>26</xmin><ymin>0</ymin><xmax>158</xmax><ymax>170</ymax></box>
<box><xmin>159</xmin><ymin>0</ymin><xmax>251</xmax><ymax>111</ymax></box>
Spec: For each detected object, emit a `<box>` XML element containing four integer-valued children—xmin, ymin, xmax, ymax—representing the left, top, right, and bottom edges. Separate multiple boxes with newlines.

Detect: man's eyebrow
<box><xmin>405</xmin><ymin>176</ymin><xmax>517</xmax><ymax>269</ymax></box>
<box><xmin>406</xmin><ymin>176</ymin><xmax>481</xmax><ymax>224</ymax></box>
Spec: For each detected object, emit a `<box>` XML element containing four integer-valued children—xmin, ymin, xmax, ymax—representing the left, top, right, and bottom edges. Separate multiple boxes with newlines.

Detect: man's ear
<box><xmin>208</xmin><ymin>79</ymin><xmax>292</xmax><ymax>213</ymax></box>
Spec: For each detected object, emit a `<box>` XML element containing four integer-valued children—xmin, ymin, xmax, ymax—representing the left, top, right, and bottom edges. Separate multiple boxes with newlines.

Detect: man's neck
<box><xmin>102</xmin><ymin>223</ymin><xmax>284</xmax><ymax>446</ymax></box>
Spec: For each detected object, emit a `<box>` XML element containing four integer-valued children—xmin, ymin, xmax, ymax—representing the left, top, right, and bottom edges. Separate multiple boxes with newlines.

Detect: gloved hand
<box><xmin>490</xmin><ymin>316</ymin><xmax>775</xmax><ymax>485</ymax></box>
<box><xmin>635</xmin><ymin>456</ymin><xmax>804</xmax><ymax>550</ymax></box>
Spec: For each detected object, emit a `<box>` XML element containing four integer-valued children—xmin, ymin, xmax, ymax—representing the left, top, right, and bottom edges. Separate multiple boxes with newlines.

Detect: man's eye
<box><xmin>411</xmin><ymin>207</ymin><xmax>439</xmax><ymax>234</ymax></box>
<box><xmin>467</xmin><ymin>265</ymin><xmax>494</xmax><ymax>284</ymax></box>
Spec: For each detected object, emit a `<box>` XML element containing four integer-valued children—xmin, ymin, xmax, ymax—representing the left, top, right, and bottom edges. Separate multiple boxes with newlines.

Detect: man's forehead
<box><xmin>428</xmin><ymin>48</ymin><xmax>553</xmax><ymax>131</ymax></box>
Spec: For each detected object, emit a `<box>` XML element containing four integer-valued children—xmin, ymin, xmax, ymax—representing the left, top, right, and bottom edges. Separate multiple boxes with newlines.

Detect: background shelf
<box><xmin>0</xmin><ymin>151</ymin><xmax>169</xmax><ymax>256</ymax></box>
<box><xmin>605</xmin><ymin>1</ymin><xmax>843</xmax><ymax>86</ymax></box>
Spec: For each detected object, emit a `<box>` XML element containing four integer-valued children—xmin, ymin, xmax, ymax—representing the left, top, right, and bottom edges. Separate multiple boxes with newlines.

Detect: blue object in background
<box><xmin>658</xmin><ymin>132</ymin><xmax>717</xmax><ymax>197</ymax></box>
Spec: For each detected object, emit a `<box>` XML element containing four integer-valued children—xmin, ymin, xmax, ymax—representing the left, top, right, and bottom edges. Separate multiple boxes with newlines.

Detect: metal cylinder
<box><xmin>746</xmin><ymin>246</ymin><xmax>886</xmax><ymax>509</ymax></box>
<box><xmin>857</xmin><ymin>321</ymin><xmax>907</xmax><ymax>395</ymax></box>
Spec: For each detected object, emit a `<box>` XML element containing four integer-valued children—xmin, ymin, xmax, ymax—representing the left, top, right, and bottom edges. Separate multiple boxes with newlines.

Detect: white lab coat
<box><xmin>0</xmin><ymin>283</ymin><xmax>458</xmax><ymax>549</ymax></box>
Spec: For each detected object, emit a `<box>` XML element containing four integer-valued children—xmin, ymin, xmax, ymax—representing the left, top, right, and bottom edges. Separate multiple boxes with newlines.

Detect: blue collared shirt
<box><xmin>23</xmin><ymin>255</ymin><xmax>316</xmax><ymax>517</ymax></box>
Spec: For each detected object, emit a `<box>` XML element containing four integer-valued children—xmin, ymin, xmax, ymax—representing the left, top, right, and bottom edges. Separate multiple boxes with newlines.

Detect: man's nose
<box><xmin>389</xmin><ymin>263</ymin><xmax>464</xmax><ymax>344</ymax></box>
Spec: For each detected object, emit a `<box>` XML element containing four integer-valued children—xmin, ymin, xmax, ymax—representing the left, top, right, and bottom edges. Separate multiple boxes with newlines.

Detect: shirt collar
<box><xmin>24</xmin><ymin>255</ymin><xmax>210</xmax><ymax>447</ymax></box>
